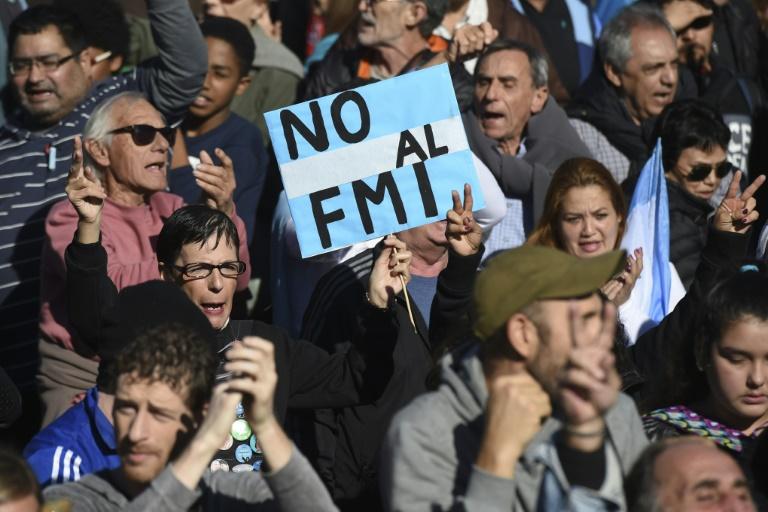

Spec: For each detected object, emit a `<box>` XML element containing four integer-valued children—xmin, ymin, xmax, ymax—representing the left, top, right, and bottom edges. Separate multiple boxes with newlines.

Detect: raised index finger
<box><xmin>741</xmin><ymin>174</ymin><xmax>766</xmax><ymax>202</ymax></box>
<box><xmin>69</xmin><ymin>136</ymin><xmax>83</xmax><ymax>177</ymax></box>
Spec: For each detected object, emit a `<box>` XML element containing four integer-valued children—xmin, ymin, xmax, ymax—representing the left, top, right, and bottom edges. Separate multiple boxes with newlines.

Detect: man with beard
<box><xmin>381</xmin><ymin>246</ymin><xmax>648</xmax><ymax>510</ymax></box>
<box><xmin>42</xmin><ymin>322</ymin><xmax>339</xmax><ymax>511</ymax></box>
<box><xmin>653</xmin><ymin>0</ymin><xmax>767</xmax><ymax>190</ymax></box>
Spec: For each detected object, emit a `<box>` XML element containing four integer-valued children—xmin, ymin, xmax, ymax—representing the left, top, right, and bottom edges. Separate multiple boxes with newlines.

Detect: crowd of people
<box><xmin>0</xmin><ymin>0</ymin><xmax>766</xmax><ymax>510</ymax></box>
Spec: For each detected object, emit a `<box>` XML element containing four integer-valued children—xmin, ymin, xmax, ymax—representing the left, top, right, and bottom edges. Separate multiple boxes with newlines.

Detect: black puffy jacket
<box><xmin>667</xmin><ymin>179</ymin><xmax>713</xmax><ymax>290</ymax></box>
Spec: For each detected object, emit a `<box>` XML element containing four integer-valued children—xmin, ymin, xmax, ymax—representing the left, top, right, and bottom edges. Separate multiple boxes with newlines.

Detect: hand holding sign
<box><xmin>195</xmin><ymin>148</ymin><xmax>236</xmax><ymax>217</ymax></box>
<box><xmin>367</xmin><ymin>235</ymin><xmax>412</xmax><ymax>309</ymax></box>
<box><xmin>714</xmin><ymin>171</ymin><xmax>765</xmax><ymax>234</ymax></box>
<box><xmin>446</xmin><ymin>184</ymin><xmax>482</xmax><ymax>257</ymax></box>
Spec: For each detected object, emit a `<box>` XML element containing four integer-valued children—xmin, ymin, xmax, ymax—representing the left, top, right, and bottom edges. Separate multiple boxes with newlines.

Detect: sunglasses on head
<box><xmin>676</xmin><ymin>14</ymin><xmax>713</xmax><ymax>35</ymax></box>
<box><xmin>108</xmin><ymin>124</ymin><xmax>176</xmax><ymax>146</ymax></box>
<box><xmin>685</xmin><ymin>160</ymin><xmax>733</xmax><ymax>182</ymax></box>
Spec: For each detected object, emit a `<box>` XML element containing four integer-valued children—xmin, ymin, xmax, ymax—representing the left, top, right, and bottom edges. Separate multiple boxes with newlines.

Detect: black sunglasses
<box><xmin>685</xmin><ymin>160</ymin><xmax>733</xmax><ymax>182</ymax></box>
<box><xmin>676</xmin><ymin>15</ymin><xmax>713</xmax><ymax>35</ymax></box>
<box><xmin>108</xmin><ymin>124</ymin><xmax>176</xmax><ymax>146</ymax></box>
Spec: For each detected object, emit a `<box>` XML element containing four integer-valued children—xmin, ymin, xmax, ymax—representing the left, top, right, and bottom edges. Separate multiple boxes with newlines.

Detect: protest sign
<box><xmin>265</xmin><ymin>63</ymin><xmax>484</xmax><ymax>258</ymax></box>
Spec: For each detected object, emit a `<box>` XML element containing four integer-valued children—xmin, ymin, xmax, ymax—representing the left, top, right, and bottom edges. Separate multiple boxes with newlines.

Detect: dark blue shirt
<box><xmin>169</xmin><ymin>113</ymin><xmax>267</xmax><ymax>244</ymax></box>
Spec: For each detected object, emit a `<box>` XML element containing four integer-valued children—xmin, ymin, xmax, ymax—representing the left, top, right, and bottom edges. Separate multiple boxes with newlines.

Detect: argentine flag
<box><xmin>620</xmin><ymin>140</ymin><xmax>686</xmax><ymax>344</ymax></box>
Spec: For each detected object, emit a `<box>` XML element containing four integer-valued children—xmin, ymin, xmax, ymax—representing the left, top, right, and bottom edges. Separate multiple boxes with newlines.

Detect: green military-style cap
<box><xmin>473</xmin><ymin>246</ymin><xmax>626</xmax><ymax>340</ymax></box>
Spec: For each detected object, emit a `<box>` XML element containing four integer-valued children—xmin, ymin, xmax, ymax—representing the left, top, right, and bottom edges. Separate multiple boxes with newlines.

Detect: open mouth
<box><xmin>26</xmin><ymin>89</ymin><xmax>54</xmax><ymax>101</ymax></box>
<box><xmin>578</xmin><ymin>241</ymin><xmax>602</xmax><ymax>253</ymax></box>
<box><xmin>481</xmin><ymin>111</ymin><xmax>504</xmax><ymax>120</ymax></box>
<box><xmin>480</xmin><ymin>111</ymin><xmax>505</xmax><ymax>128</ymax></box>
<box><xmin>192</xmin><ymin>95</ymin><xmax>212</xmax><ymax>107</ymax></box>
<box><xmin>201</xmin><ymin>302</ymin><xmax>225</xmax><ymax>315</ymax></box>
<box><xmin>145</xmin><ymin>161</ymin><xmax>166</xmax><ymax>173</ymax></box>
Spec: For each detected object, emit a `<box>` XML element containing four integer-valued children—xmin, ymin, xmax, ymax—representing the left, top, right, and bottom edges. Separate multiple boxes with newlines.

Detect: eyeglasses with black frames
<box><xmin>171</xmin><ymin>261</ymin><xmax>246</xmax><ymax>280</ymax></box>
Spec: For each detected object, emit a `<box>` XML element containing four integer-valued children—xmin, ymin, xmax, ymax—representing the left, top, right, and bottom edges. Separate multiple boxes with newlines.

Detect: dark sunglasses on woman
<box><xmin>685</xmin><ymin>160</ymin><xmax>734</xmax><ymax>182</ymax></box>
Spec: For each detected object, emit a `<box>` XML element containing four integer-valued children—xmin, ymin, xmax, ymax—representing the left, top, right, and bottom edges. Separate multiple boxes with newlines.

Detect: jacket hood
<box><xmin>438</xmin><ymin>344</ymin><xmax>488</xmax><ymax>422</ymax></box>
<box><xmin>250</xmin><ymin>24</ymin><xmax>304</xmax><ymax>78</ymax></box>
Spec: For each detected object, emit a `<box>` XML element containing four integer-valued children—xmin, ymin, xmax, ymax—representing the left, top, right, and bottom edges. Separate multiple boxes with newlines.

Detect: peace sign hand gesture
<box><xmin>446</xmin><ymin>183</ymin><xmax>482</xmax><ymax>257</ymax></box>
<box><xmin>66</xmin><ymin>136</ymin><xmax>106</xmax><ymax>226</ymax></box>
<box><xmin>714</xmin><ymin>171</ymin><xmax>766</xmax><ymax>234</ymax></box>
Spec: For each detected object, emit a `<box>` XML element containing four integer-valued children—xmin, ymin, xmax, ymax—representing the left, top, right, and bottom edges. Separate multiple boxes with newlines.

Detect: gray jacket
<box><xmin>463</xmin><ymin>98</ymin><xmax>592</xmax><ymax>225</ymax></box>
<box><xmin>381</xmin><ymin>347</ymin><xmax>648</xmax><ymax>511</ymax></box>
<box><xmin>43</xmin><ymin>448</ymin><xmax>338</xmax><ymax>512</ymax></box>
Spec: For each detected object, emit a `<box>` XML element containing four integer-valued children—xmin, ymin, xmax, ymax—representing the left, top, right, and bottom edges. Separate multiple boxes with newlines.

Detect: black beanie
<box><xmin>96</xmin><ymin>280</ymin><xmax>215</xmax><ymax>391</ymax></box>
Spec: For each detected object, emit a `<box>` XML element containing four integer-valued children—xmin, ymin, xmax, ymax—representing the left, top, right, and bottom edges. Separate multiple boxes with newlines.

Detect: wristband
<box><xmin>365</xmin><ymin>291</ymin><xmax>389</xmax><ymax>311</ymax></box>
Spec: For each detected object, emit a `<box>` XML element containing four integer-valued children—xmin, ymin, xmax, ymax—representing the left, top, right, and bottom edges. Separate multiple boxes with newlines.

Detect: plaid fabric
<box><xmin>569</xmin><ymin>118</ymin><xmax>631</xmax><ymax>183</ymax></box>
<box><xmin>482</xmin><ymin>197</ymin><xmax>527</xmax><ymax>260</ymax></box>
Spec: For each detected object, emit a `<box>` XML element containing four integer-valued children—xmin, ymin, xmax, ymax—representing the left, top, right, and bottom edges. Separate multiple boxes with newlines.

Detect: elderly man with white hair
<box><xmin>37</xmin><ymin>91</ymin><xmax>250</xmax><ymax>425</ymax></box>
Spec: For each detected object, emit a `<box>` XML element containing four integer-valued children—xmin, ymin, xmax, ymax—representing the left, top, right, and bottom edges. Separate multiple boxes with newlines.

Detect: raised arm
<box><xmin>430</xmin><ymin>184</ymin><xmax>484</xmax><ymax>359</ymax></box>
<box><xmin>631</xmin><ymin>172</ymin><xmax>766</xmax><ymax>384</ymax></box>
<box><xmin>64</xmin><ymin>137</ymin><xmax>117</xmax><ymax>357</ymax></box>
<box><xmin>134</xmin><ymin>0</ymin><xmax>208</xmax><ymax>122</ymax></box>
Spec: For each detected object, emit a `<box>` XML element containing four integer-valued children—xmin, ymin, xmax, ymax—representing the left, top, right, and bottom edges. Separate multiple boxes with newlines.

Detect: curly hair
<box><xmin>111</xmin><ymin>322</ymin><xmax>217</xmax><ymax>414</ymax></box>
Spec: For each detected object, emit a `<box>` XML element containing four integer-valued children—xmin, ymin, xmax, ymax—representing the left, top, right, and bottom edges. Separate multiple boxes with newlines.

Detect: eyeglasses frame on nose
<box><xmin>108</xmin><ymin>124</ymin><xmax>177</xmax><ymax>147</ymax></box>
<box><xmin>171</xmin><ymin>261</ymin><xmax>246</xmax><ymax>280</ymax></box>
<box><xmin>9</xmin><ymin>50</ymin><xmax>82</xmax><ymax>76</ymax></box>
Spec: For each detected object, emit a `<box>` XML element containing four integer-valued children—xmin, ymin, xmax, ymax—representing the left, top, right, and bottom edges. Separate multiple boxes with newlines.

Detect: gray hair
<box><xmin>475</xmin><ymin>39</ymin><xmax>549</xmax><ymax>89</ymax></box>
<box><xmin>598</xmin><ymin>3</ymin><xmax>675</xmax><ymax>74</ymax></box>
<box><xmin>82</xmin><ymin>91</ymin><xmax>153</xmax><ymax>173</ymax></box>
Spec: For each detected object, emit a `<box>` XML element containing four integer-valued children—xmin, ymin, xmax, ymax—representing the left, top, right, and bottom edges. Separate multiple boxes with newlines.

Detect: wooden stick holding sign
<box><xmin>392</xmin><ymin>245</ymin><xmax>416</xmax><ymax>331</ymax></box>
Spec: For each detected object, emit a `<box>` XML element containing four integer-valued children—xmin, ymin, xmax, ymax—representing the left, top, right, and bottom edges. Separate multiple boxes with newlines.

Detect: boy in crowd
<box><xmin>169</xmin><ymin>16</ymin><xmax>267</xmax><ymax>245</ymax></box>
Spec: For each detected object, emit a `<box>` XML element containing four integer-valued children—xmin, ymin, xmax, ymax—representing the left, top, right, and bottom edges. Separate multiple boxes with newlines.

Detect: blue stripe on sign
<box><xmin>266</xmin><ymin>64</ymin><xmax>460</xmax><ymax>165</ymax></box>
<box><xmin>287</xmin><ymin>149</ymin><xmax>485</xmax><ymax>258</ymax></box>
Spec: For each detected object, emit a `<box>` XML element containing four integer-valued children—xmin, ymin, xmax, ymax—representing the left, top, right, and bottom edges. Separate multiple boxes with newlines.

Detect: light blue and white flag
<box><xmin>620</xmin><ymin>140</ymin><xmax>686</xmax><ymax>344</ymax></box>
<box><xmin>265</xmin><ymin>64</ymin><xmax>484</xmax><ymax>258</ymax></box>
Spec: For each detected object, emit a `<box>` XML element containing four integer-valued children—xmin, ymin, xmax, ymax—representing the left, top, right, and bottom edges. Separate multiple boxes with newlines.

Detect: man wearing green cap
<box><xmin>381</xmin><ymin>246</ymin><xmax>648</xmax><ymax>511</ymax></box>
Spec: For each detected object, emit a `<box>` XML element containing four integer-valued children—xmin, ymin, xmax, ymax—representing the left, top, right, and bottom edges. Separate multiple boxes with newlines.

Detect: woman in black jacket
<box><xmin>657</xmin><ymin>100</ymin><xmax>734</xmax><ymax>289</ymax></box>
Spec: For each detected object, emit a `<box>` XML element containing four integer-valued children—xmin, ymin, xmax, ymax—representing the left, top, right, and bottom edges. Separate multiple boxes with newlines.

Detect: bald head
<box><xmin>627</xmin><ymin>437</ymin><xmax>756</xmax><ymax>512</ymax></box>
